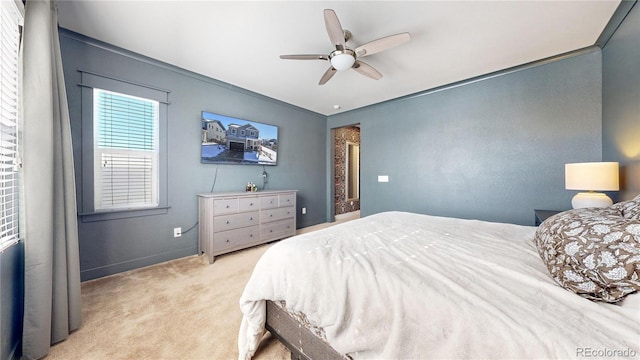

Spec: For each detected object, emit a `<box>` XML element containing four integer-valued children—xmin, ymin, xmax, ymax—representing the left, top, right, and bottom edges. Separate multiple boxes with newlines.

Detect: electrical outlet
<box><xmin>302</xmin><ymin>207</ymin><xmax>307</xmax><ymax>215</ymax></box>
<box><xmin>173</xmin><ymin>227</ymin><xmax>182</xmax><ymax>237</ymax></box>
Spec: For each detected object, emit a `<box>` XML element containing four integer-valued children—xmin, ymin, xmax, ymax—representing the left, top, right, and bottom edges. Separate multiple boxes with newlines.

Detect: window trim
<box><xmin>78</xmin><ymin>70</ymin><xmax>169</xmax><ymax>222</ymax></box>
<box><xmin>0</xmin><ymin>0</ymin><xmax>23</xmax><ymax>252</ymax></box>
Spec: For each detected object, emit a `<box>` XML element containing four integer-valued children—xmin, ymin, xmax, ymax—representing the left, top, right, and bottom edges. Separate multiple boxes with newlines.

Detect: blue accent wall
<box><xmin>58</xmin><ymin>29</ymin><xmax>328</xmax><ymax>280</ymax></box>
<box><xmin>603</xmin><ymin>3</ymin><xmax>640</xmax><ymax>200</ymax></box>
<box><xmin>328</xmin><ymin>49</ymin><xmax>603</xmax><ymax>225</ymax></box>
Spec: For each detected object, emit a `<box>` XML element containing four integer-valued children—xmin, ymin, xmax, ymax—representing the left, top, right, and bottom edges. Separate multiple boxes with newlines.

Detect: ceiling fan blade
<box><xmin>355</xmin><ymin>32</ymin><xmax>411</xmax><ymax>57</ymax></box>
<box><xmin>324</xmin><ymin>9</ymin><xmax>346</xmax><ymax>49</ymax></box>
<box><xmin>280</xmin><ymin>54</ymin><xmax>329</xmax><ymax>60</ymax></box>
<box><xmin>319</xmin><ymin>66</ymin><xmax>337</xmax><ymax>85</ymax></box>
<box><xmin>352</xmin><ymin>60</ymin><xmax>382</xmax><ymax>80</ymax></box>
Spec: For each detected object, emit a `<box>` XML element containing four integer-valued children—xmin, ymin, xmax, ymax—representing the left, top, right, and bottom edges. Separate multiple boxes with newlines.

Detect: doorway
<box><xmin>333</xmin><ymin>125</ymin><xmax>360</xmax><ymax>221</ymax></box>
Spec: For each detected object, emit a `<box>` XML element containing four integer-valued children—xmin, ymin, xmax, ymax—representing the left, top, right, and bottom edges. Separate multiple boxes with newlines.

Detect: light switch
<box><xmin>378</xmin><ymin>175</ymin><xmax>389</xmax><ymax>182</ymax></box>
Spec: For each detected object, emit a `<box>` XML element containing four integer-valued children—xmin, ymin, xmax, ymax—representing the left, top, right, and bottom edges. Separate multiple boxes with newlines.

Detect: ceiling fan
<box><xmin>280</xmin><ymin>9</ymin><xmax>411</xmax><ymax>85</ymax></box>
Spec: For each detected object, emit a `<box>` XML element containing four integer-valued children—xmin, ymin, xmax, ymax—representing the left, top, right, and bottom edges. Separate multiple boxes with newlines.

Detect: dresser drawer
<box><xmin>213</xmin><ymin>225</ymin><xmax>260</xmax><ymax>254</ymax></box>
<box><xmin>279</xmin><ymin>193</ymin><xmax>295</xmax><ymax>207</ymax></box>
<box><xmin>238</xmin><ymin>196</ymin><xmax>259</xmax><ymax>212</ymax></box>
<box><xmin>261</xmin><ymin>195</ymin><xmax>279</xmax><ymax>209</ymax></box>
<box><xmin>214</xmin><ymin>211</ymin><xmax>259</xmax><ymax>232</ymax></box>
<box><xmin>261</xmin><ymin>206</ymin><xmax>294</xmax><ymax>223</ymax></box>
<box><xmin>261</xmin><ymin>219</ymin><xmax>295</xmax><ymax>242</ymax></box>
<box><xmin>213</xmin><ymin>198</ymin><xmax>238</xmax><ymax>215</ymax></box>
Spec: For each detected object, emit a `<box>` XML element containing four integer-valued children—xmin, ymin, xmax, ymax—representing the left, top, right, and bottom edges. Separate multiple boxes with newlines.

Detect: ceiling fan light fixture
<box><xmin>330</xmin><ymin>49</ymin><xmax>356</xmax><ymax>71</ymax></box>
<box><xmin>280</xmin><ymin>9</ymin><xmax>411</xmax><ymax>85</ymax></box>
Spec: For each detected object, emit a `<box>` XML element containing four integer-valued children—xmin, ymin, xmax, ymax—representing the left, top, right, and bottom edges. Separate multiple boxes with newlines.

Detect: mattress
<box><xmin>238</xmin><ymin>211</ymin><xmax>640</xmax><ymax>359</ymax></box>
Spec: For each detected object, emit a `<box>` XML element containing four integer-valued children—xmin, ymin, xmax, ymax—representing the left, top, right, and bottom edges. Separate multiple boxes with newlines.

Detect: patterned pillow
<box><xmin>534</xmin><ymin>203</ymin><xmax>640</xmax><ymax>303</ymax></box>
<box><xmin>611</xmin><ymin>194</ymin><xmax>640</xmax><ymax>221</ymax></box>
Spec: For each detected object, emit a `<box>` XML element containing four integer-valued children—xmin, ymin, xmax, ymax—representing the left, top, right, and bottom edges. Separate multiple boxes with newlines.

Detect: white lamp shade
<box><xmin>565</xmin><ymin>162</ymin><xmax>619</xmax><ymax>191</ymax></box>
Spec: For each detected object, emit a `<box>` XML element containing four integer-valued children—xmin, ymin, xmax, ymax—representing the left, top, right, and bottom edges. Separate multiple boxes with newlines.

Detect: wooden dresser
<box><xmin>197</xmin><ymin>190</ymin><xmax>297</xmax><ymax>263</ymax></box>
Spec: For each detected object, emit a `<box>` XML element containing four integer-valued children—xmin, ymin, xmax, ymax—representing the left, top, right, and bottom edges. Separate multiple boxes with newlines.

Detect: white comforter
<box><xmin>238</xmin><ymin>211</ymin><xmax>639</xmax><ymax>359</ymax></box>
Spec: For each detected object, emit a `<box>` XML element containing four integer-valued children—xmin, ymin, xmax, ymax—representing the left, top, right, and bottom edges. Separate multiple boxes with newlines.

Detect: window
<box><xmin>0</xmin><ymin>0</ymin><xmax>23</xmax><ymax>251</ymax></box>
<box><xmin>94</xmin><ymin>89</ymin><xmax>159</xmax><ymax>210</ymax></box>
<box><xmin>78</xmin><ymin>71</ymin><xmax>169</xmax><ymax>221</ymax></box>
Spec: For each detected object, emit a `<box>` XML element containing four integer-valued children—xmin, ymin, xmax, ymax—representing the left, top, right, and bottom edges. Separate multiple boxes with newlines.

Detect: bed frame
<box><xmin>265</xmin><ymin>300</ymin><xmax>348</xmax><ymax>360</ymax></box>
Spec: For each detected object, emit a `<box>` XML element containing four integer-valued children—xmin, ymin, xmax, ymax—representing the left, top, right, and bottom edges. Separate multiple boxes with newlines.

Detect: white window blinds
<box><xmin>0</xmin><ymin>0</ymin><xmax>22</xmax><ymax>251</ymax></box>
<box><xmin>93</xmin><ymin>89</ymin><xmax>159</xmax><ymax>210</ymax></box>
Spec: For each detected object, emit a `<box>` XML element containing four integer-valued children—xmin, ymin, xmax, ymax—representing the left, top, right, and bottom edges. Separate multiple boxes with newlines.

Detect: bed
<box><xmin>238</xmin><ymin>201</ymin><xmax>640</xmax><ymax>359</ymax></box>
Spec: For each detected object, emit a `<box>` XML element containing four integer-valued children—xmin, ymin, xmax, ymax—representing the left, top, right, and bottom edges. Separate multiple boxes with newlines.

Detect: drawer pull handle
<box><xmin>249</xmin><ymin>234</ymin><xmax>253</xmax><ymax>237</ymax></box>
<box><xmin>225</xmin><ymin>239</ymin><xmax>230</xmax><ymax>243</ymax></box>
<box><xmin>250</xmin><ymin>202</ymin><xmax>254</xmax><ymax>206</ymax></box>
<box><xmin>270</xmin><ymin>214</ymin><xmax>273</xmax><ymax>217</ymax></box>
<box><xmin>270</xmin><ymin>230</ymin><xmax>273</xmax><ymax>233</ymax></box>
<box><xmin>249</xmin><ymin>217</ymin><xmax>253</xmax><ymax>221</ymax></box>
<box><xmin>226</xmin><ymin>220</ymin><xmax>230</xmax><ymax>224</ymax></box>
<box><xmin>226</xmin><ymin>205</ymin><xmax>230</xmax><ymax>208</ymax></box>
<box><xmin>270</xmin><ymin>200</ymin><xmax>273</xmax><ymax>204</ymax></box>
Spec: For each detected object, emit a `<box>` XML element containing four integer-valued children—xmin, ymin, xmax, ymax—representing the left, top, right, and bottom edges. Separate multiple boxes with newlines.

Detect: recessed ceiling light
<box><xmin>333</xmin><ymin>105</ymin><xmax>341</xmax><ymax>109</ymax></box>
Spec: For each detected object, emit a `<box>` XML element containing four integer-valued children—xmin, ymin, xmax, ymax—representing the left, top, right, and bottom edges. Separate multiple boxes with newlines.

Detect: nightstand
<box><xmin>534</xmin><ymin>209</ymin><xmax>563</xmax><ymax>226</ymax></box>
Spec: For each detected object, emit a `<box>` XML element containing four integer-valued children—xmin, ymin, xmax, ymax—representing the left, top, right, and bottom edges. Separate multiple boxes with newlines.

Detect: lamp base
<box><xmin>571</xmin><ymin>192</ymin><xmax>613</xmax><ymax>209</ymax></box>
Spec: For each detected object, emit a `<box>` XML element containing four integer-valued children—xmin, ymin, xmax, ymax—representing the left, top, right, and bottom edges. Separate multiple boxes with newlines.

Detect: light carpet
<box><xmin>45</xmin><ymin>220</ymin><xmax>345</xmax><ymax>360</ymax></box>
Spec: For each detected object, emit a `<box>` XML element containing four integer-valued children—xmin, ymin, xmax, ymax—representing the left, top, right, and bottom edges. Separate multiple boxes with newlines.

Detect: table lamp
<box><xmin>565</xmin><ymin>162</ymin><xmax>619</xmax><ymax>209</ymax></box>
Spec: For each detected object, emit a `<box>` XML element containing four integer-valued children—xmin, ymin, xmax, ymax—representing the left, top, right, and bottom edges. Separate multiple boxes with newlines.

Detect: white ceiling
<box><xmin>57</xmin><ymin>1</ymin><xmax>621</xmax><ymax>116</ymax></box>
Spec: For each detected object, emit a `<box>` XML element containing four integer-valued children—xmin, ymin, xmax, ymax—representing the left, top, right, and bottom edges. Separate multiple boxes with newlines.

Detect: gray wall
<box><xmin>603</xmin><ymin>3</ymin><xmax>640</xmax><ymax>201</ymax></box>
<box><xmin>59</xmin><ymin>30</ymin><xmax>327</xmax><ymax>281</ymax></box>
<box><xmin>328</xmin><ymin>49</ymin><xmax>603</xmax><ymax>225</ymax></box>
<box><xmin>0</xmin><ymin>243</ymin><xmax>23</xmax><ymax>360</ymax></box>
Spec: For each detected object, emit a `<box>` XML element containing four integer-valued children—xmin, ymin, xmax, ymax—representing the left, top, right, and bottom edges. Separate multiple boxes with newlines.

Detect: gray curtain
<box><xmin>21</xmin><ymin>0</ymin><xmax>82</xmax><ymax>358</ymax></box>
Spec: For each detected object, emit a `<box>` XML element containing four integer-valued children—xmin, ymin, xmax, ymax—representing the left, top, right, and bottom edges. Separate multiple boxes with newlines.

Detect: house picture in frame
<box><xmin>201</xmin><ymin>111</ymin><xmax>278</xmax><ymax>166</ymax></box>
